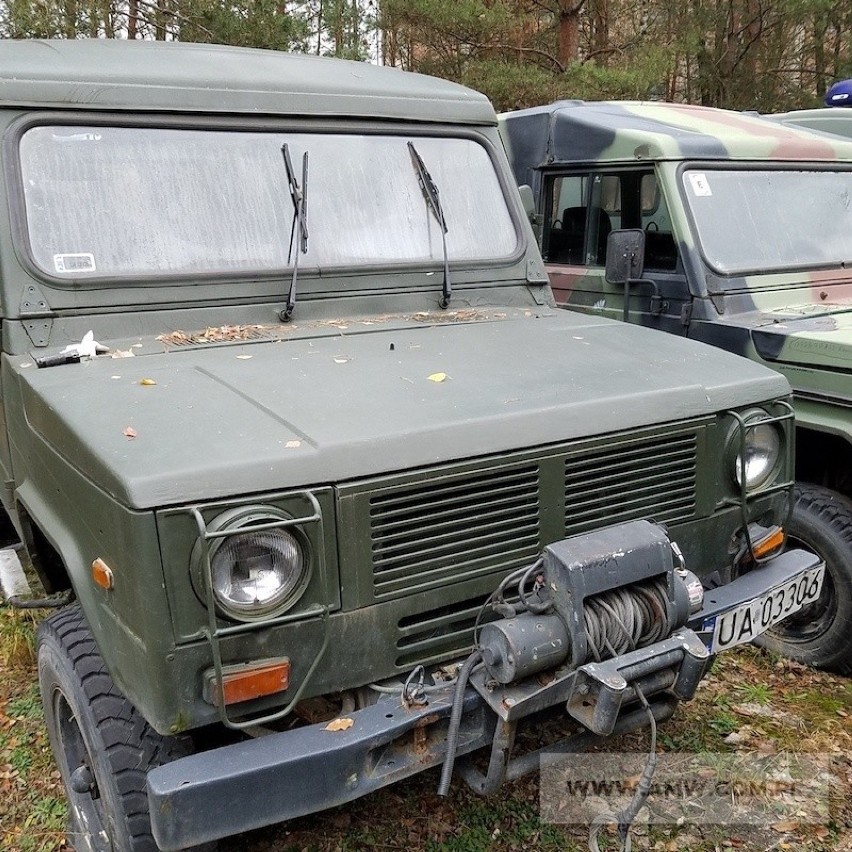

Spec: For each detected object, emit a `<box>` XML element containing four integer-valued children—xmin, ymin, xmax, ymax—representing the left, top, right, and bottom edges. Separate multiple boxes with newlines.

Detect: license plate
<box><xmin>709</xmin><ymin>564</ymin><xmax>825</xmax><ymax>653</ymax></box>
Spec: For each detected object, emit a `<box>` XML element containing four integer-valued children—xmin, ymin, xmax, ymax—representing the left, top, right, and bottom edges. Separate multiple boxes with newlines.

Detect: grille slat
<box><xmin>567</xmin><ymin>481</ymin><xmax>695</xmax><ymax>518</ymax></box>
<box><xmin>565</xmin><ymin>434</ymin><xmax>697</xmax><ymax>537</ymax></box>
<box><xmin>564</xmin><ymin>436</ymin><xmax>695</xmax><ymax>475</ymax></box>
<box><xmin>371</xmin><ymin>486</ymin><xmax>537</xmax><ymax>534</ymax></box>
<box><xmin>369</xmin><ymin>464</ymin><xmax>541</xmax><ymax>599</ymax></box>
<box><xmin>372</xmin><ymin>493</ymin><xmax>538</xmax><ymax>547</ymax></box>
<box><xmin>375</xmin><ymin>536</ymin><xmax>540</xmax><ymax>584</ymax></box>
<box><xmin>565</xmin><ymin>448</ymin><xmax>695</xmax><ymax>485</ymax></box>
<box><xmin>373</xmin><ymin>514</ymin><xmax>539</xmax><ymax>565</ymax></box>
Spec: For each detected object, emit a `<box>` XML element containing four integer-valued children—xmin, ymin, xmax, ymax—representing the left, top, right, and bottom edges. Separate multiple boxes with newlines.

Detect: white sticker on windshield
<box><xmin>54</xmin><ymin>253</ymin><xmax>96</xmax><ymax>274</ymax></box>
<box><xmin>688</xmin><ymin>173</ymin><xmax>713</xmax><ymax>197</ymax></box>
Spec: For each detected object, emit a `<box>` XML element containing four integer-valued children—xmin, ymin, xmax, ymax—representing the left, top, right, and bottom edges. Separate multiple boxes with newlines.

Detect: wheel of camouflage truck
<box><xmin>756</xmin><ymin>483</ymin><xmax>852</xmax><ymax>675</ymax></box>
<box><xmin>37</xmin><ymin>605</ymin><xmax>215</xmax><ymax>852</ymax></box>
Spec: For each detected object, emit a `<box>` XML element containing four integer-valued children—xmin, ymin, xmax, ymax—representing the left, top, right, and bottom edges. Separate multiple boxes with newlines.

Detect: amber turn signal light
<box><xmin>752</xmin><ymin>526</ymin><xmax>785</xmax><ymax>559</ymax></box>
<box><xmin>91</xmin><ymin>558</ymin><xmax>114</xmax><ymax>590</ymax></box>
<box><xmin>203</xmin><ymin>658</ymin><xmax>291</xmax><ymax>707</ymax></box>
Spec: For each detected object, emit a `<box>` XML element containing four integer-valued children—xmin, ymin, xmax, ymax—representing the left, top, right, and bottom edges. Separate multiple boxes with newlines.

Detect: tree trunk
<box><xmin>128</xmin><ymin>0</ymin><xmax>138</xmax><ymax>38</ymax></box>
<box><xmin>557</xmin><ymin>0</ymin><xmax>586</xmax><ymax>65</ymax></box>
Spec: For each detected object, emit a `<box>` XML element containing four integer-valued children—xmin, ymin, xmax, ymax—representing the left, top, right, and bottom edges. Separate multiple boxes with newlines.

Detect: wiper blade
<box><xmin>280</xmin><ymin>143</ymin><xmax>309</xmax><ymax>322</ymax></box>
<box><xmin>408</xmin><ymin>141</ymin><xmax>451</xmax><ymax>309</ymax></box>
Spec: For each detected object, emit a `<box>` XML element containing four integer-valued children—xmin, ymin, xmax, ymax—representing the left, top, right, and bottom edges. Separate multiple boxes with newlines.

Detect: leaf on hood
<box><xmin>427</xmin><ymin>372</ymin><xmax>448</xmax><ymax>383</ymax></box>
<box><xmin>123</xmin><ymin>427</ymin><xmax>137</xmax><ymax>439</ymax></box>
<box><xmin>324</xmin><ymin>717</ymin><xmax>354</xmax><ymax>732</ymax></box>
<box><xmin>139</xmin><ymin>378</ymin><xmax>157</xmax><ymax>386</ymax></box>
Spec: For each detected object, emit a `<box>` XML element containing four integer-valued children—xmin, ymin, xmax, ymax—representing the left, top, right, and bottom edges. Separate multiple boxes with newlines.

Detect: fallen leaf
<box><xmin>324</xmin><ymin>717</ymin><xmax>354</xmax><ymax>732</ymax></box>
<box><xmin>139</xmin><ymin>378</ymin><xmax>157</xmax><ymax>386</ymax></box>
<box><xmin>122</xmin><ymin>427</ymin><xmax>137</xmax><ymax>439</ymax></box>
<box><xmin>771</xmin><ymin>819</ymin><xmax>799</xmax><ymax>833</ymax></box>
<box><xmin>333</xmin><ymin>357</ymin><xmax>350</xmax><ymax>364</ymax></box>
<box><xmin>284</xmin><ymin>440</ymin><xmax>301</xmax><ymax>449</ymax></box>
<box><xmin>236</xmin><ymin>354</ymin><xmax>253</xmax><ymax>360</ymax></box>
<box><xmin>428</xmin><ymin>372</ymin><xmax>448</xmax><ymax>383</ymax></box>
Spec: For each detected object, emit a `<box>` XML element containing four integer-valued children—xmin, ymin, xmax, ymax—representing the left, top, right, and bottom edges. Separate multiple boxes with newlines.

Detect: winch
<box><xmin>438</xmin><ymin>520</ymin><xmax>712</xmax><ymax>798</ymax></box>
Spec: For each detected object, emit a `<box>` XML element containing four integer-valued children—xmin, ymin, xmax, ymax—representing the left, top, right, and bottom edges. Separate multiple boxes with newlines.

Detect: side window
<box><xmin>545</xmin><ymin>174</ymin><xmax>612</xmax><ymax>266</ymax></box>
<box><xmin>544</xmin><ymin>171</ymin><xmax>679</xmax><ymax>271</ymax></box>
<box><xmin>639</xmin><ymin>173</ymin><xmax>678</xmax><ymax>271</ymax></box>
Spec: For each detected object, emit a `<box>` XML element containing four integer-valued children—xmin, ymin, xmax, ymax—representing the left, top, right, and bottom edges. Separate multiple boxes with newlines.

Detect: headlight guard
<box><xmin>193</xmin><ymin>505</ymin><xmax>312</xmax><ymax>622</ymax></box>
<box><xmin>729</xmin><ymin>409</ymin><xmax>783</xmax><ymax>493</ymax></box>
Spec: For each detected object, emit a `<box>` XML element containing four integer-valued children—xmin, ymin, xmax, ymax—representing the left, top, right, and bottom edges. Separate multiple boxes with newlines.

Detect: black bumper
<box><xmin>148</xmin><ymin>547</ymin><xmax>820</xmax><ymax>850</ymax></box>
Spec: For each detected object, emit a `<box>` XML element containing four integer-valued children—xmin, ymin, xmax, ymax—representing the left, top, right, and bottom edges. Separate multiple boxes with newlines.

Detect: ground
<box><xmin>0</xmin><ymin>607</ymin><xmax>849</xmax><ymax>852</ymax></box>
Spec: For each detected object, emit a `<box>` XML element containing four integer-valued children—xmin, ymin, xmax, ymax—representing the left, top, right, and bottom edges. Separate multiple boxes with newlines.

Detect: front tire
<box><xmin>38</xmin><ymin>605</ymin><xmax>210</xmax><ymax>852</ymax></box>
<box><xmin>757</xmin><ymin>483</ymin><xmax>852</xmax><ymax>675</ymax></box>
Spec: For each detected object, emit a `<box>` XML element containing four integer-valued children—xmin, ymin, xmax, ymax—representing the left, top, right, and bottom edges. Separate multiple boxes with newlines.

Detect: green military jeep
<box><xmin>0</xmin><ymin>43</ymin><xmax>824</xmax><ymax>851</ymax></box>
<box><xmin>500</xmin><ymin>100</ymin><xmax>852</xmax><ymax>675</ymax></box>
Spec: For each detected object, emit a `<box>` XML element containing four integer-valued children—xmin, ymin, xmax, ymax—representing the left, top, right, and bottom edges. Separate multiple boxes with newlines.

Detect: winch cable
<box><xmin>584</xmin><ymin>580</ymin><xmax>675</xmax><ymax>662</ymax></box>
<box><xmin>437</xmin><ymin>649</ymin><xmax>482</xmax><ymax>797</ymax></box>
<box><xmin>588</xmin><ymin>685</ymin><xmax>658</xmax><ymax>852</ymax></box>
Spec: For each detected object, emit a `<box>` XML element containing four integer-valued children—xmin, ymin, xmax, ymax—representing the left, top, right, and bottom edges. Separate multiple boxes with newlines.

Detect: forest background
<box><xmin>2</xmin><ymin>0</ymin><xmax>850</xmax><ymax>113</ymax></box>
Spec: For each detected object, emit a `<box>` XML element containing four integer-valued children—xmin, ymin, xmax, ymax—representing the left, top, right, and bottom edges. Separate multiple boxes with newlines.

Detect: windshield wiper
<box><xmin>279</xmin><ymin>143</ymin><xmax>309</xmax><ymax>322</ymax></box>
<box><xmin>408</xmin><ymin>141</ymin><xmax>451</xmax><ymax>309</ymax></box>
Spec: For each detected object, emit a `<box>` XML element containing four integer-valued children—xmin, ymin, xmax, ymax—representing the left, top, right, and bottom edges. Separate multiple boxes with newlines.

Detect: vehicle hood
<box><xmin>18</xmin><ymin>311</ymin><xmax>788</xmax><ymax>509</ymax></box>
<box><xmin>750</xmin><ymin>307</ymin><xmax>852</xmax><ymax>371</ymax></box>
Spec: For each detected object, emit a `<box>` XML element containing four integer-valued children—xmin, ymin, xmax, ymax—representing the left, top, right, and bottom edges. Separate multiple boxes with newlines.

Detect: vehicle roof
<box><xmin>0</xmin><ymin>39</ymin><xmax>496</xmax><ymax>125</ymax></box>
<box><xmin>499</xmin><ymin>100</ymin><xmax>852</xmax><ymax>165</ymax></box>
<box><xmin>768</xmin><ymin>107</ymin><xmax>852</xmax><ymax>141</ymax></box>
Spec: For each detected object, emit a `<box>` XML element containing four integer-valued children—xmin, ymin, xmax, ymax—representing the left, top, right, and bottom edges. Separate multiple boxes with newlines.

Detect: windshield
<box><xmin>19</xmin><ymin>126</ymin><xmax>517</xmax><ymax>280</ymax></box>
<box><xmin>682</xmin><ymin>168</ymin><xmax>852</xmax><ymax>276</ymax></box>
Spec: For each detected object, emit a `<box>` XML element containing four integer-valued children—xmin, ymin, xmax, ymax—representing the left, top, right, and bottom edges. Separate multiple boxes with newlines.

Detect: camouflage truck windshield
<box><xmin>21</xmin><ymin>126</ymin><xmax>517</xmax><ymax>279</ymax></box>
<box><xmin>683</xmin><ymin>167</ymin><xmax>852</xmax><ymax>275</ymax></box>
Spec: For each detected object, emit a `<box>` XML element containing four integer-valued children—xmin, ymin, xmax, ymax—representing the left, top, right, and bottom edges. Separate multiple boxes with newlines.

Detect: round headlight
<box><xmin>195</xmin><ymin>507</ymin><xmax>310</xmax><ymax>621</ymax></box>
<box><xmin>211</xmin><ymin>528</ymin><xmax>305</xmax><ymax>618</ymax></box>
<box><xmin>734</xmin><ymin>416</ymin><xmax>781</xmax><ymax>491</ymax></box>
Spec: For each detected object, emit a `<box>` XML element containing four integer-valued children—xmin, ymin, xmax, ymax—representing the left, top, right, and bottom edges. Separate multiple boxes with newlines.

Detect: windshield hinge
<box><xmin>19</xmin><ymin>285</ymin><xmax>54</xmax><ymax>347</ymax></box>
<box><xmin>19</xmin><ymin>284</ymin><xmax>51</xmax><ymax>318</ymax></box>
<box><xmin>680</xmin><ymin>302</ymin><xmax>693</xmax><ymax>327</ymax></box>
<box><xmin>23</xmin><ymin>319</ymin><xmax>53</xmax><ymax>348</ymax></box>
<box><xmin>526</xmin><ymin>257</ymin><xmax>548</xmax><ymax>285</ymax></box>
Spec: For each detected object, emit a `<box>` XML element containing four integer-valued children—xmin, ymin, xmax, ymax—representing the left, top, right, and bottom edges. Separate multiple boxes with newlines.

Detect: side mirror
<box><xmin>518</xmin><ymin>184</ymin><xmax>536</xmax><ymax>221</ymax></box>
<box><xmin>517</xmin><ymin>184</ymin><xmax>544</xmax><ymax>240</ymax></box>
<box><xmin>605</xmin><ymin>229</ymin><xmax>646</xmax><ymax>284</ymax></box>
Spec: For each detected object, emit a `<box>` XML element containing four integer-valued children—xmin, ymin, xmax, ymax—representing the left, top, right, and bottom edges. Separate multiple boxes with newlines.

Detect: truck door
<box><xmin>543</xmin><ymin>168</ymin><xmax>691</xmax><ymax>335</ymax></box>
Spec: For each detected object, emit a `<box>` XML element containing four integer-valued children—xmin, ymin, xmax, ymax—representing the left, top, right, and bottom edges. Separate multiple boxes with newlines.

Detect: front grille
<box><xmin>395</xmin><ymin>596</ymin><xmax>484</xmax><ymax>668</ymax></box>
<box><xmin>350</xmin><ymin>422</ymin><xmax>703</xmax><ymax>614</ymax></box>
<box><xmin>369</xmin><ymin>464</ymin><xmax>541</xmax><ymax>600</ymax></box>
<box><xmin>565</xmin><ymin>432</ymin><xmax>697</xmax><ymax>536</ymax></box>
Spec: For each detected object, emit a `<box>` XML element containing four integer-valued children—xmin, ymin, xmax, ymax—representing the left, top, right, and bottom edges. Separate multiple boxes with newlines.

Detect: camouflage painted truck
<box><xmin>500</xmin><ymin>101</ymin><xmax>852</xmax><ymax>675</ymax></box>
<box><xmin>0</xmin><ymin>42</ymin><xmax>825</xmax><ymax>852</ymax></box>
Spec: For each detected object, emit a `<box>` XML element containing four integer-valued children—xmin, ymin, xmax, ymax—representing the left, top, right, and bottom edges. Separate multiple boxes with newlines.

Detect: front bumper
<box><xmin>148</xmin><ymin>547</ymin><xmax>820</xmax><ymax>851</ymax></box>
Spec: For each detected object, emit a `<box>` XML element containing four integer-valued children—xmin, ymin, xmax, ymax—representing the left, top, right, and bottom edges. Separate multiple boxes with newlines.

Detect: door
<box><xmin>543</xmin><ymin>168</ymin><xmax>691</xmax><ymax>335</ymax></box>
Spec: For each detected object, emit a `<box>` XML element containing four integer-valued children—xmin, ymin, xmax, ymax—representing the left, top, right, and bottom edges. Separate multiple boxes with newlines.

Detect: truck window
<box><xmin>19</xmin><ymin>126</ymin><xmax>518</xmax><ymax>281</ymax></box>
<box><xmin>545</xmin><ymin>171</ymin><xmax>677</xmax><ymax>271</ymax></box>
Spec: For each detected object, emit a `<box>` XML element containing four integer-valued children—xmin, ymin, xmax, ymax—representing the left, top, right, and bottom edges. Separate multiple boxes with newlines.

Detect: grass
<box><xmin>1</xmin><ymin>607</ymin><xmax>850</xmax><ymax>852</ymax></box>
<box><xmin>0</xmin><ymin>608</ymin><xmax>67</xmax><ymax>852</ymax></box>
